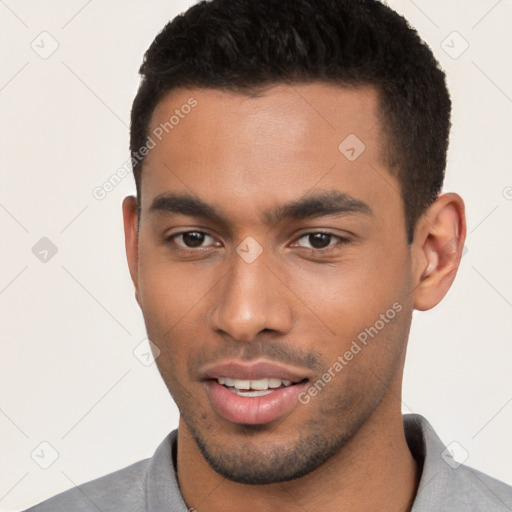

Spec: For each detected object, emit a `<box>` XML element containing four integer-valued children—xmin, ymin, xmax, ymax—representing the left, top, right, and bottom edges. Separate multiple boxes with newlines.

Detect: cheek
<box><xmin>136</xmin><ymin>247</ymin><xmax>225</xmax><ymax>381</ymax></box>
<box><xmin>294</xmin><ymin>249</ymin><xmax>409</xmax><ymax>332</ymax></box>
<box><xmin>303</xmin><ymin>286</ymin><xmax>411</xmax><ymax>418</ymax></box>
<box><xmin>137</xmin><ymin>244</ymin><xmax>213</xmax><ymax>330</ymax></box>
<box><xmin>136</xmin><ymin>255</ymin><xmax>191</xmax><ymax>371</ymax></box>
<box><xmin>286</xmin><ymin>247</ymin><xmax>412</xmax><ymax>384</ymax></box>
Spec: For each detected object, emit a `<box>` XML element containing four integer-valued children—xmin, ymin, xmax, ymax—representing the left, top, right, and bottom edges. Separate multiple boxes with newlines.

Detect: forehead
<box><xmin>148</xmin><ymin>83</ymin><xmax>382</xmax><ymax>161</ymax></box>
<box><xmin>141</xmin><ymin>83</ymin><xmax>402</xmax><ymax>230</ymax></box>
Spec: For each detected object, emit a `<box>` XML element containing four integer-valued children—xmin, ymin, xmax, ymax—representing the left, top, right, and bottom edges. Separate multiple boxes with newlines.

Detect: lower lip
<box><xmin>206</xmin><ymin>380</ymin><xmax>308</xmax><ymax>425</ymax></box>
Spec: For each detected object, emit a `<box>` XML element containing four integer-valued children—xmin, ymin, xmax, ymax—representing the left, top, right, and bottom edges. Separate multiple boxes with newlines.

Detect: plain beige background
<box><xmin>1</xmin><ymin>0</ymin><xmax>511</xmax><ymax>510</ymax></box>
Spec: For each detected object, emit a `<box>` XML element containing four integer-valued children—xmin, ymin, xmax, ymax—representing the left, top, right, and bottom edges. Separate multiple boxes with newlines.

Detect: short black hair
<box><xmin>130</xmin><ymin>0</ymin><xmax>451</xmax><ymax>243</ymax></box>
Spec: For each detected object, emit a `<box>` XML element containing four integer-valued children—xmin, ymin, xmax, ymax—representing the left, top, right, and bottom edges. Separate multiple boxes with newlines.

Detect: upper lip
<box><xmin>200</xmin><ymin>360</ymin><xmax>311</xmax><ymax>383</ymax></box>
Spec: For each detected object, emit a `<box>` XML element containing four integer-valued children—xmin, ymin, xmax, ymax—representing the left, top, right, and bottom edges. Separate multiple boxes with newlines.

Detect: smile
<box><xmin>217</xmin><ymin>377</ymin><xmax>296</xmax><ymax>397</ymax></box>
<box><xmin>205</xmin><ymin>377</ymin><xmax>308</xmax><ymax>425</ymax></box>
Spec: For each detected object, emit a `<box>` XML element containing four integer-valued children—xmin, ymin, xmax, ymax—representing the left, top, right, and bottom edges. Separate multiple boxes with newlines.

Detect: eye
<box><xmin>169</xmin><ymin>231</ymin><xmax>217</xmax><ymax>249</ymax></box>
<box><xmin>294</xmin><ymin>232</ymin><xmax>347</xmax><ymax>250</ymax></box>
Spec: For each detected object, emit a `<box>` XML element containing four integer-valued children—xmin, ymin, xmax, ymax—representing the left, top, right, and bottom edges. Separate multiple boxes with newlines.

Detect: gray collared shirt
<box><xmin>24</xmin><ymin>414</ymin><xmax>512</xmax><ymax>511</ymax></box>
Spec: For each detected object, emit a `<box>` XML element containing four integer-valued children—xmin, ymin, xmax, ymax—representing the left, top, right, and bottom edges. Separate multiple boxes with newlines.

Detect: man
<box><xmin>24</xmin><ymin>0</ymin><xmax>512</xmax><ymax>510</ymax></box>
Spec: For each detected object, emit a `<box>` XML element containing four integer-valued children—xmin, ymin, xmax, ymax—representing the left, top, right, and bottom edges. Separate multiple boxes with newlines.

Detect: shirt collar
<box><xmin>144</xmin><ymin>414</ymin><xmax>505</xmax><ymax>511</ymax></box>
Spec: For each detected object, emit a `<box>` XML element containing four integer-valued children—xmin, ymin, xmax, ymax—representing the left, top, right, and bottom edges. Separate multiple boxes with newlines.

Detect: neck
<box><xmin>177</xmin><ymin>384</ymin><xmax>419</xmax><ymax>512</ymax></box>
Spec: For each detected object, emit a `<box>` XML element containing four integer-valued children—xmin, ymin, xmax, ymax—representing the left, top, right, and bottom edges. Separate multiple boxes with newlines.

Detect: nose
<box><xmin>209</xmin><ymin>252</ymin><xmax>293</xmax><ymax>343</ymax></box>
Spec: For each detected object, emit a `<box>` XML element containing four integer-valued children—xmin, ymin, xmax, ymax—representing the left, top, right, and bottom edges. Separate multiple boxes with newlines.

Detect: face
<box><xmin>126</xmin><ymin>83</ymin><xmax>418</xmax><ymax>484</ymax></box>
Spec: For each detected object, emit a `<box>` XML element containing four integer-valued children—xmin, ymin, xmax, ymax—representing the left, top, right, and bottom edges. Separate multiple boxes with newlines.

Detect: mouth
<box><xmin>216</xmin><ymin>376</ymin><xmax>307</xmax><ymax>397</ymax></box>
<box><xmin>201</xmin><ymin>361</ymin><xmax>311</xmax><ymax>425</ymax></box>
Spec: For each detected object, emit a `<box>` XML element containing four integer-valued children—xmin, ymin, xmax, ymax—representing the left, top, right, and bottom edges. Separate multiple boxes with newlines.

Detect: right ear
<box><xmin>122</xmin><ymin>195</ymin><xmax>141</xmax><ymax>307</ymax></box>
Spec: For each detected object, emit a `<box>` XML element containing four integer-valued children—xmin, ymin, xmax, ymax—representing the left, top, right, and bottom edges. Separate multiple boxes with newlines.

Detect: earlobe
<box><xmin>122</xmin><ymin>195</ymin><xmax>141</xmax><ymax>306</ymax></box>
<box><xmin>412</xmin><ymin>193</ymin><xmax>466</xmax><ymax>311</ymax></box>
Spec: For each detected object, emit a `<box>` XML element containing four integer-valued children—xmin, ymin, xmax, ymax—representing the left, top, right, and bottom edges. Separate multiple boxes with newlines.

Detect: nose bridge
<box><xmin>210</xmin><ymin>250</ymin><xmax>292</xmax><ymax>342</ymax></box>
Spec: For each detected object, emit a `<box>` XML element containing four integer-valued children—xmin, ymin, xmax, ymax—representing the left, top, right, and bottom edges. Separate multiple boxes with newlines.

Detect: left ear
<box><xmin>411</xmin><ymin>192</ymin><xmax>467</xmax><ymax>311</ymax></box>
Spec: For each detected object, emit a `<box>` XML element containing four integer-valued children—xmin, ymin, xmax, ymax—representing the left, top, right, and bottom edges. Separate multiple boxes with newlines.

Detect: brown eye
<box><xmin>297</xmin><ymin>232</ymin><xmax>339</xmax><ymax>250</ymax></box>
<box><xmin>182</xmin><ymin>232</ymin><xmax>206</xmax><ymax>247</ymax></box>
<box><xmin>171</xmin><ymin>231</ymin><xmax>215</xmax><ymax>248</ymax></box>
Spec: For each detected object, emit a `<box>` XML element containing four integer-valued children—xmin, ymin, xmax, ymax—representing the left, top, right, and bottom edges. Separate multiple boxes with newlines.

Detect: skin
<box><xmin>122</xmin><ymin>83</ymin><xmax>466</xmax><ymax>512</ymax></box>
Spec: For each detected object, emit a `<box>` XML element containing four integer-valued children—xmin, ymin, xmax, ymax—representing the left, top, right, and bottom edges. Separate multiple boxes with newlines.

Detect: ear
<box><xmin>122</xmin><ymin>195</ymin><xmax>141</xmax><ymax>307</ymax></box>
<box><xmin>411</xmin><ymin>193</ymin><xmax>467</xmax><ymax>311</ymax></box>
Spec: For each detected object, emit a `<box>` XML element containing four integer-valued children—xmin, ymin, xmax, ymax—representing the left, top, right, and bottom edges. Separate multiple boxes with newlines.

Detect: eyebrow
<box><xmin>148</xmin><ymin>190</ymin><xmax>373</xmax><ymax>226</ymax></box>
<box><xmin>264</xmin><ymin>190</ymin><xmax>373</xmax><ymax>224</ymax></box>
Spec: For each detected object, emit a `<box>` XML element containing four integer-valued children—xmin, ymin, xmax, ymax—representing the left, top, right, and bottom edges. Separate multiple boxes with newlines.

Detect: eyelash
<box><xmin>165</xmin><ymin>231</ymin><xmax>350</xmax><ymax>253</ymax></box>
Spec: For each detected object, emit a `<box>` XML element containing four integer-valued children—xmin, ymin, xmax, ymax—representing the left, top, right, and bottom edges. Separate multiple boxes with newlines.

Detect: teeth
<box><xmin>229</xmin><ymin>388</ymin><xmax>274</xmax><ymax>397</ymax></box>
<box><xmin>268</xmin><ymin>378</ymin><xmax>282</xmax><ymax>388</ymax></box>
<box><xmin>250</xmin><ymin>378</ymin><xmax>269</xmax><ymax>390</ymax></box>
<box><xmin>233</xmin><ymin>379</ymin><xmax>251</xmax><ymax>389</ymax></box>
<box><xmin>217</xmin><ymin>377</ymin><xmax>295</xmax><ymax>390</ymax></box>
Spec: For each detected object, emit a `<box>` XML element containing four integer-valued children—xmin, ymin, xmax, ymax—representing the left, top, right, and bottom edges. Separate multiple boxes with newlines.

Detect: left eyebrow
<box><xmin>263</xmin><ymin>190</ymin><xmax>374</xmax><ymax>224</ymax></box>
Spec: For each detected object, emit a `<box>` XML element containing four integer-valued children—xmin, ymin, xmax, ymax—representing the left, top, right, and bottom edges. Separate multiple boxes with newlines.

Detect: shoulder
<box><xmin>22</xmin><ymin>430</ymin><xmax>184</xmax><ymax>511</ymax></box>
<box><xmin>23</xmin><ymin>458</ymin><xmax>151</xmax><ymax>512</ymax></box>
<box><xmin>404</xmin><ymin>414</ymin><xmax>512</xmax><ymax>511</ymax></box>
<box><xmin>447</xmin><ymin>463</ymin><xmax>512</xmax><ymax>509</ymax></box>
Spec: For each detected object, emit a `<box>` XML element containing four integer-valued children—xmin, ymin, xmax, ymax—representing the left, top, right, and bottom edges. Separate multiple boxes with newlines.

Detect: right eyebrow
<box><xmin>148</xmin><ymin>193</ymin><xmax>225</xmax><ymax>225</ymax></box>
